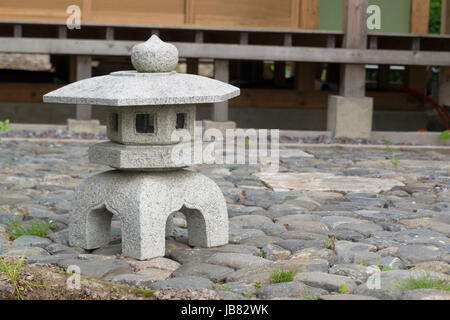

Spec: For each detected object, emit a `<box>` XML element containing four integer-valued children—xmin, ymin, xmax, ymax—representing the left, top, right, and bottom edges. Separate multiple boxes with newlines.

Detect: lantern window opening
<box><xmin>176</xmin><ymin>113</ymin><xmax>186</xmax><ymax>130</ymax></box>
<box><xmin>112</xmin><ymin>113</ymin><xmax>119</xmax><ymax>132</ymax></box>
<box><xmin>135</xmin><ymin>113</ymin><xmax>156</xmax><ymax>134</ymax></box>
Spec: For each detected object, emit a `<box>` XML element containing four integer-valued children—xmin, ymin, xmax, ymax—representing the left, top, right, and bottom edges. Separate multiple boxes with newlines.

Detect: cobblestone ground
<box><xmin>0</xmin><ymin>139</ymin><xmax>449</xmax><ymax>300</ymax></box>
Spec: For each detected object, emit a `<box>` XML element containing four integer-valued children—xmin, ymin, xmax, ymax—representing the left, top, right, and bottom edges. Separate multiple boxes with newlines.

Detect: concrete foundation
<box><xmin>0</xmin><ymin>102</ymin><xmax>431</xmax><ymax>132</ymax></box>
<box><xmin>202</xmin><ymin>120</ymin><xmax>236</xmax><ymax>137</ymax></box>
<box><xmin>67</xmin><ymin>118</ymin><xmax>100</xmax><ymax>135</ymax></box>
<box><xmin>439</xmin><ymin>81</ymin><xmax>450</xmax><ymax>106</ymax></box>
<box><xmin>327</xmin><ymin>95</ymin><xmax>374</xmax><ymax>139</ymax></box>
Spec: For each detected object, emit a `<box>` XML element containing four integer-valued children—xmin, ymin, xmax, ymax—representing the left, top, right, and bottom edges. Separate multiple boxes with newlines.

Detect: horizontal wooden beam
<box><xmin>0</xmin><ymin>83</ymin><xmax>424</xmax><ymax>111</ymax></box>
<box><xmin>0</xmin><ymin>82</ymin><xmax>64</xmax><ymax>103</ymax></box>
<box><xmin>3</xmin><ymin>19</ymin><xmax>450</xmax><ymax>40</ymax></box>
<box><xmin>0</xmin><ymin>19</ymin><xmax>344</xmax><ymax>35</ymax></box>
<box><xmin>1</xmin><ymin>37</ymin><xmax>449</xmax><ymax>66</ymax></box>
<box><xmin>230</xmin><ymin>89</ymin><xmax>423</xmax><ymax>110</ymax></box>
<box><xmin>3</xmin><ymin>18</ymin><xmax>450</xmax><ymax>43</ymax></box>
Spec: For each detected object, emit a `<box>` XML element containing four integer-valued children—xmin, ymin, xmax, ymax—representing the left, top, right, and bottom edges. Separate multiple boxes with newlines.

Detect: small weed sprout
<box><xmin>252</xmin><ymin>281</ymin><xmax>263</xmax><ymax>289</ymax></box>
<box><xmin>242</xmin><ymin>290</ymin><xmax>252</xmax><ymax>297</ymax></box>
<box><xmin>384</xmin><ymin>139</ymin><xmax>392</xmax><ymax>152</ymax></box>
<box><xmin>301</xmin><ymin>285</ymin><xmax>319</xmax><ymax>300</ymax></box>
<box><xmin>0</xmin><ymin>119</ymin><xmax>10</xmax><ymax>139</ymax></box>
<box><xmin>324</xmin><ymin>234</ymin><xmax>338</xmax><ymax>251</ymax></box>
<box><xmin>338</xmin><ymin>284</ymin><xmax>347</xmax><ymax>294</ymax></box>
<box><xmin>222</xmin><ymin>284</ymin><xmax>231</xmax><ymax>292</ymax></box>
<box><xmin>390</xmin><ymin>157</ymin><xmax>399</xmax><ymax>168</ymax></box>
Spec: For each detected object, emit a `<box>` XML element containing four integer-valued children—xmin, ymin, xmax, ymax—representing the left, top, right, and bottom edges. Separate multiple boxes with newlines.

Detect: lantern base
<box><xmin>69</xmin><ymin>169</ymin><xmax>229</xmax><ymax>260</ymax></box>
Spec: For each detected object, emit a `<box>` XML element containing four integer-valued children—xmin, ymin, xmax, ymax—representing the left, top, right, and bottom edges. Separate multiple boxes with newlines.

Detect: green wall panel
<box><xmin>318</xmin><ymin>0</ymin><xmax>343</xmax><ymax>31</ymax></box>
<box><xmin>318</xmin><ymin>0</ymin><xmax>412</xmax><ymax>33</ymax></box>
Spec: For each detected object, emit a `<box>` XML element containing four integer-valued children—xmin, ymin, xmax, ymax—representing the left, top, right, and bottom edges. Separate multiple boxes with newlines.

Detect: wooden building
<box><xmin>0</xmin><ymin>0</ymin><xmax>449</xmax><ymax>135</ymax></box>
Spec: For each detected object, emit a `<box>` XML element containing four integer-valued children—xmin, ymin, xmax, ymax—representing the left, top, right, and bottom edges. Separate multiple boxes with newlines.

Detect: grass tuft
<box><xmin>135</xmin><ymin>288</ymin><xmax>156</xmax><ymax>298</ymax></box>
<box><xmin>301</xmin><ymin>285</ymin><xmax>319</xmax><ymax>300</ymax></box>
<box><xmin>338</xmin><ymin>284</ymin><xmax>347</xmax><ymax>294</ymax></box>
<box><xmin>270</xmin><ymin>269</ymin><xmax>298</xmax><ymax>284</ymax></box>
<box><xmin>390</xmin><ymin>157</ymin><xmax>400</xmax><ymax>168</ymax></box>
<box><xmin>398</xmin><ymin>273</ymin><xmax>450</xmax><ymax>291</ymax></box>
<box><xmin>439</xmin><ymin>130</ymin><xmax>450</xmax><ymax>140</ymax></box>
<box><xmin>6</xmin><ymin>218</ymin><xmax>55</xmax><ymax>239</ymax></box>
<box><xmin>0</xmin><ymin>255</ymin><xmax>41</xmax><ymax>300</ymax></box>
<box><xmin>0</xmin><ymin>119</ymin><xmax>10</xmax><ymax>132</ymax></box>
<box><xmin>382</xmin><ymin>267</ymin><xmax>395</xmax><ymax>272</ymax></box>
<box><xmin>384</xmin><ymin>139</ymin><xmax>392</xmax><ymax>152</ymax></box>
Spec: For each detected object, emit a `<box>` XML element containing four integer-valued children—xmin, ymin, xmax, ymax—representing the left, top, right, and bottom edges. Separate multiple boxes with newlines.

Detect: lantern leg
<box><xmin>69</xmin><ymin>205</ymin><xmax>113</xmax><ymax>250</ymax></box>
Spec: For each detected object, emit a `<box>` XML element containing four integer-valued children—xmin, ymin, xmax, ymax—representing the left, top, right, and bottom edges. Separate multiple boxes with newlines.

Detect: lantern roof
<box><xmin>43</xmin><ymin>35</ymin><xmax>239</xmax><ymax>107</ymax></box>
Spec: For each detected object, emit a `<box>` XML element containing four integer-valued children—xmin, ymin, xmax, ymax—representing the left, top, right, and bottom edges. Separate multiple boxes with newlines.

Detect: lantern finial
<box><xmin>131</xmin><ymin>35</ymin><xmax>179</xmax><ymax>73</ymax></box>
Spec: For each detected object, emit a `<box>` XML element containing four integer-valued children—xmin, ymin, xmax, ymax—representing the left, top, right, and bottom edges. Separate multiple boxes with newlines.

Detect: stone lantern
<box><xmin>43</xmin><ymin>35</ymin><xmax>240</xmax><ymax>260</ymax></box>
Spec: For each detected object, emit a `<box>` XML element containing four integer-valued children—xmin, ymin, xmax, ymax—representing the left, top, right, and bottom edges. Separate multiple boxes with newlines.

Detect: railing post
<box><xmin>327</xmin><ymin>0</ymin><xmax>373</xmax><ymax>139</ymax></box>
<box><xmin>13</xmin><ymin>24</ymin><xmax>22</xmax><ymax>38</ymax></box>
<box><xmin>66</xmin><ymin>55</ymin><xmax>99</xmax><ymax>134</ymax></box>
<box><xmin>75</xmin><ymin>56</ymin><xmax>92</xmax><ymax>120</ymax></box>
<box><xmin>340</xmin><ymin>0</ymin><xmax>368</xmax><ymax>98</ymax></box>
<box><xmin>439</xmin><ymin>0</ymin><xmax>450</xmax><ymax>107</ymax></box>
<box><xmin>213</xmin><ymin>60</ymin><xmax>230</xmax><ymax>122</ymax></box>
<box><xmin>105</xmin><ymin>27</ymin><xmax>114</xmax><ymax>40</ymax></box>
